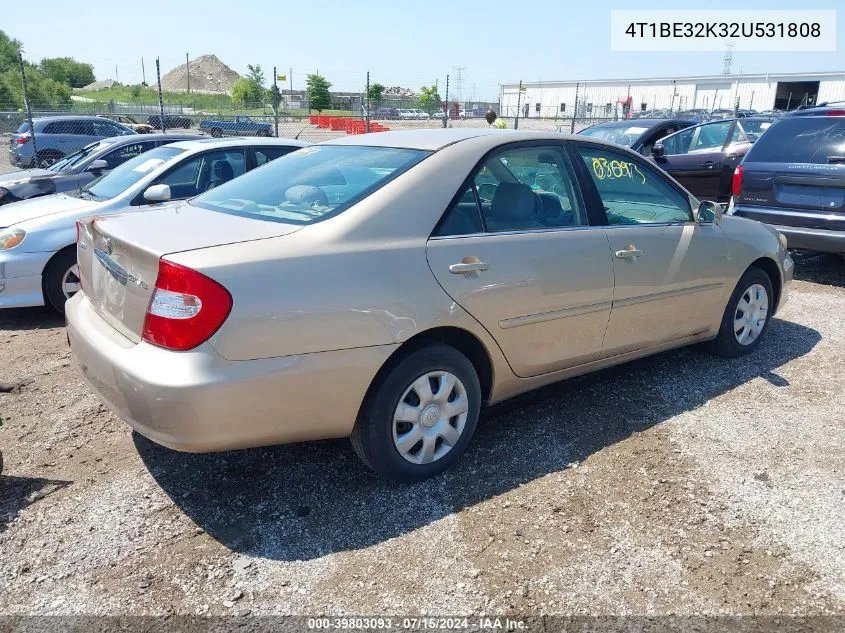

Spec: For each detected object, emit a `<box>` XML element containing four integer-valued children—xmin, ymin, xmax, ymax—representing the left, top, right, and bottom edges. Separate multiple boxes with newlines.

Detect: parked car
<box><xmin>9</xmin><ymin>116</ymin><xmax>136</xmax><ymax>169</ymax></box>
<box><xmin>630</xmin><ymin>109</ymin><xmax>672</xmax><ymax>119</ymax></box>
<box><xmin>674</xmin><ymin>109</ymin><xmax>712</xmax><ymax>123</ymax></box>
<box><xmin>0</xmin><ymin>137</ymin><xmax>308</xmax><ymax>313</ymax></box>
<box><xmin>98</xmin><ymin>114</ymin><xmax>154</xmax><ymax>134</ymax></box>
<box><xmin>66</xmin><ymin>129</ymin><xmax>792</xmax><ymax>482</ymax></box>
<box><xmin>578</xmin><ymin>118</ymin><xmax>696</xmax><ymax>156</ymax></box>
<box><xmin>650</xmin><ymin>117</ymin><xmax>775</xmax><ymax>201</ymax></box>
<box><xmin>783</xmin><ymin>100</ymin><xmax>845</xmax><ymax>117</ymax></box>
<box><xmin>146</xmin><ymin>114</ymin><xmax>193</xmax><ymax>130</ymax></box>
<box><xmin>728</xmin><ymin>113</ymin><xmax>845</xmax><ymax>254</ymax></box>
<box><xmin>375</xmin><ymin>108</ymin><xmax>399</xmax><ymax>120</ymax></box>
<box><xmin>396</xmin><ymin>109</ymin><xmax>430</xmax><ymax>120</ymax></box>
<box><xmin>199</xmin><ymin>115</ymin><xmax>274</xmax><ymax>138</ymax></box>
<box><xmin>0</xmin><ymin>133</ymin><xmax>200</xmax><ymax>207</ymax></box>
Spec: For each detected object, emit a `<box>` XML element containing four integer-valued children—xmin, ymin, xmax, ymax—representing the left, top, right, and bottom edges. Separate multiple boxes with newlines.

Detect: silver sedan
<box><xmin>67</xmin><ymin>129</ymin><xmax>792</xmax><ymax>482</ymax></box>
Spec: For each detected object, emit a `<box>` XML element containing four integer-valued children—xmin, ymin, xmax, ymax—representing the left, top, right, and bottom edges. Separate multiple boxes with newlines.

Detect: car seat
<box><xmin>207</xmin><ymin>160</ymin><xmax>235</xmax><ymax>190</ymax></box>
<box><xmin>486</xmin><ymin>182</ymin><xmax>542</xmax><ymax>232</ymax></box>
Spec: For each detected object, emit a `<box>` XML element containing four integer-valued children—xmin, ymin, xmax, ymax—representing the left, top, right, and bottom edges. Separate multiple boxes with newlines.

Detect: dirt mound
<box><xmin>160</xmin><ymin>54</ymin><xmax>240</xmax><ymax>94</ymax></box>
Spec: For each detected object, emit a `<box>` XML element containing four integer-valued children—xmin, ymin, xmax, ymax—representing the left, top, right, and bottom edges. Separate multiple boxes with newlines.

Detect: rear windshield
<box><xmin>745</xmin><ymin>118</ymin><xmax>845</xmax><ymax>164</ymax></box>
<box><xmin>192</xmin><ymin>145</ymin><xmax>429</xmax><ymax>225</ymax></box>
<box><xmin>579</xmin><ymin>124</ymin><xmax>649</xmax><ymax>147</ymax></box>
<box><xmin>84</xmin><ymin>146</ymin><xmax>185</xmax><ymax>200</ymax></box>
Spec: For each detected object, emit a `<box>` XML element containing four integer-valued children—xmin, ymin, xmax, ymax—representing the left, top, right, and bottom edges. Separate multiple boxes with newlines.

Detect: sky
<box><xmin>9</xmin><ymin>0</ymin><xmax>843</xmax><ymax>102</ymax></box>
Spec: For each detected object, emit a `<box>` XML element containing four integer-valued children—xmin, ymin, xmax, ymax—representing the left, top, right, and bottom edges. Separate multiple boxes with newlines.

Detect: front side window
<box><xmin>435</xmin><ymin>145</ymin><xmax>585</xmax><ymax>235</ymax></box>
<box><xmin>153</xmin><ymin>150</ymin><xmax>246</xmax><ymax>200</ymax></box>
<box><xmin>577</xmin><ymin>146</ymin><xmax>692</xmax><ymax>225</ymax></box>
<box><xmin>690</xmin><ymin>121</ymin><xmax>733</xmax><ymax>152</ymax></box>
<box><xmin>192</xmin><ymin>145</ymin><xmax>428</xmax><ymax>225</ymax></box>
<box><xmin>84</xmin><ymin>146</ymin><xmax>185</xmax><ymax>200</ymax></box>
<box><xmin>661</xmin><ymin>127</ymin><xmax>695</xmax><ymax>155</ymax></box>
<box><xmin>255</xmin><ymin>146</ymin><xmax>296</xmax><ymax>166</ymax></box>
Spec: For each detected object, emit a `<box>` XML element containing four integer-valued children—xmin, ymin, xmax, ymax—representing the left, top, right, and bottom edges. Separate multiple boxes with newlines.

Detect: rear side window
<box><xmin>16</xmin><ymin>122</ymin><xmax>30</xmax><ymax>134</ymax></box>
<box><xmin>745</xmin><ymin>118</ymin><xmax>845</xmax><ymax>164</ymax></box>
<box><xmin>255</xmin><ymin>146</ymin><xmax>295</xmax><ymax>166</ymax></box>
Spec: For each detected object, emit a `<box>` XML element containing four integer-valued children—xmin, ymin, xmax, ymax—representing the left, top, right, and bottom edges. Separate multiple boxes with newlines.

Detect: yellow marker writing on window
<box><xmin>591</xmin><ymin>157</ymin><xmax>646</xmax><ymax>185</ymax></box>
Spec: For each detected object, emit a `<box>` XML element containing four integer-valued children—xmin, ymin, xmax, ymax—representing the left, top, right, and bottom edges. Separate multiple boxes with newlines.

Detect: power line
<box><xmin>453</xmin><ymin>65</ymin><xmax>465</xmax><ymax>105</ymax></box>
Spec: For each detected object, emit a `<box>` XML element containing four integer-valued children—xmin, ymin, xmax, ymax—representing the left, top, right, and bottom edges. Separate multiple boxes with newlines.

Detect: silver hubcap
<box><xmin>392</xmin><ymin>371</ymin><xmax>469</xmax><ymax>465</ymax></box>
<box><xmin>734</xmin><ymin>283</ymin><xmax>768</xmax><ymax>345</ymax></box>
<box><xmin>62</xmin><ymin>264</ymin><xmax>81</xmax><ymax>299</ymax></box>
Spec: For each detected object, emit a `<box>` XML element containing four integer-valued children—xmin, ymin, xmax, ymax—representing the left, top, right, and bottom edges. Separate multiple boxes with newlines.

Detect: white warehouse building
<box><xmin>499</xmin><ymin>71</ymin><xmax>845</xmax><ymax>119</ymax></box>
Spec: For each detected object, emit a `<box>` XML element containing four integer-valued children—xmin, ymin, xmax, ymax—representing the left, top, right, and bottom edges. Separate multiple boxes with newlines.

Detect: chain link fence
<box><xmin>2</xmin><ymin>58</ymin><xmax>629</xmax><ymax>176</ymax></box>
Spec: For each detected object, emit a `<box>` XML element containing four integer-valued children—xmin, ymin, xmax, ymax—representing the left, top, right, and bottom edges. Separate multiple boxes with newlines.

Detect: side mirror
<box><xmin>651</xmin><ymin>143</ymin><xmax>666</xmax><ymax>158</ymax></box>
<box><xmin>87</xmin><ymin>159</ymin><xmax>108</xmax><ymax>172</ymax></box>
<box><xmin>143</xmin><ymin>184</ymin><xmax>171</xmax><ymax>203</ymax></box>
<box><xmin>694</xmin><ymin>200</ymin><xmax>723</xmax><ymax>224</ymax></box>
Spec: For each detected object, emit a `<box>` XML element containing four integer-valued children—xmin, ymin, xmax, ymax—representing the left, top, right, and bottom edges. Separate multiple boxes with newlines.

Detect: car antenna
<box><xmin>294</xmin><ymin>128</ymin><xmax>305</xmax><ymax>140</ymax></box>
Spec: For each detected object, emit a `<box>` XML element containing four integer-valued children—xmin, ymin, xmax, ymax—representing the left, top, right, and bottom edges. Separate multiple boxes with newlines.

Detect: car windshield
<box><xmin>81</xmin><ymin>146</ymin><xmax>185</xmax><ymax>201</ymax></box>
<box><xmin>48</xmin><ymin>140</ymin><xmax>113</xmax><ymax>172</ymax></box>
<box><xmin>579</xmin><ymin>124</ymin><xmax>650</xmax><ymax>146</ymax></box>
<box><xmin>192</xmin><ymin>145</ymin><xmax>429</xmax><ymax>225</ymax></box>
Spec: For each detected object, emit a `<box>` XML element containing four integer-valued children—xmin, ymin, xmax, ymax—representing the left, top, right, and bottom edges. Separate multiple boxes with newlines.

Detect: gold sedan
<box><xmin>66</xmin><ymin>129</ymin><xmax>792</xmax><ymax>482</ymax></box>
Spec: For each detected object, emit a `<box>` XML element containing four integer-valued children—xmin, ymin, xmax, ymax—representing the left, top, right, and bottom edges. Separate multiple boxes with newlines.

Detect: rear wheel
<box><xmin>43</xmin><ymin>248</ymin><xmax>81</xmax><ymax>314</ymax></box>
<box><xmin>351</xmin><ymin>345</ymin><xmax>481</xmax><ymax>483</ymax></box>
<box><xmin>707</xmin><ymin>267</ymin><xmax>774</xmax><ymax>357</ymax></box>
<box><xmin>36</xmin><ymin>150</ymin><xmax>64</xmax><ymax>168</ymax></box>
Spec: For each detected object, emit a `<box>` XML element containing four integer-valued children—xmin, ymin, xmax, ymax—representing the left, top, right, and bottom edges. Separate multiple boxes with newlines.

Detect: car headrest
<box><xmin>489</xmin><ymin>182</ymin><xmax>536</xmax><ymax>222</ymax></box>
<box><xmin>211</xmin><ymin>160</ymin><xmax>234</xmax><ymax>181</ymax></box>
<box><xmin>536</xmin><ymin>193</ymin><xmax>563</xmax><ymax>223</ymax></box>
<box><xmin>285</xmin><ymin>185</ymin><xmax>329</xmax><ymax>206</ymax></box>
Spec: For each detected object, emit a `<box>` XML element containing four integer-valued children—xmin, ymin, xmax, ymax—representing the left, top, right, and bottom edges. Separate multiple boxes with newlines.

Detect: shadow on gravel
<box><xmin>791</xmin><ymin>252</ymin><xmax>845</xmax><ymax>288</ymax></box>
<box><xmin>0</xmin><ymin>306</ymin><xmax>63</xmax><ymax>331</ymax></box>
<box><xmin>136</xmin><ymin>317</ymin><xmax>820</xmax><ymax>561</ymax></box>
<box><xmin>0</xmin><ymin>475</ymin><xmax>72</xmax><ymax>532</ymax></box>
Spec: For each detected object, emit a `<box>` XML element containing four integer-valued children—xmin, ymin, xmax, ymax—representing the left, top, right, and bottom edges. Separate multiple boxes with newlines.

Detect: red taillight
<box><xmin>731</xmin><ymin>165</ymin><xmax>744</xmax><ymax>197</ymax></box>
<box><xmin>824</xmin><ymin>109</ymin><xmax>845</xmax><ymax>116</ymax></box>
<box><xmin>142</xmin><ymin>259</ymin><xmax>232</xmax><ymax>351</ymax></box>
<box><xmin>15</xmin><ymin>135</ymin><xmax>30</xmax><ymax>145</ymax></box>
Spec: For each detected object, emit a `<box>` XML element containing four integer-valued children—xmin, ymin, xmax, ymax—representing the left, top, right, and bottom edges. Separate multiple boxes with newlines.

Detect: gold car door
<box><xmin>425</xmin><ymin>143</ymin><xmax>615</xmax><ymax>378</ymax></box>
<box><xmin>573</xmin><ymin>143</ymin><xmax>732</xmax><ymax>357</ymax></box>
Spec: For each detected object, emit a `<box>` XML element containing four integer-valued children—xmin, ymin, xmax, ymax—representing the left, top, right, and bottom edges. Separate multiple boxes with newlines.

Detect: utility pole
<box><xmin>290</xmin><ymin>68</ymin><xmax>293</xmax><ymax>102</ymax></box>
<box><xmin>515</xmin><ymin>80</ymin><xmax>523</xmax><ymax>130</ymax></box>
<box><xmin>273</xmin><ymin>66</ymin><xmax>279</xmax><ymax>138</ymax></box>
<box><xmin>115</xmin><ymin>65</ymin><xmax>119</xmax><ymax>84</ymax></box>
<box><xmin>443</xmin><ymin>74</ymin><xmax>449</xmax><ymax>128</ymax></box>
<box><xmin>18</xmin><ymin>52</ymin><xmax>37</xmax><ymax>160</ymax></box>
<box><xmin>571</xmin><ymin>82</ymin><xmax>579</xmax><ymax>133</ymax></box>
<box><xmin>156</xmin><ymin>57</ymin><xmax>166</xmax><ymax>133</ymax></box>
<box><xmin>365</xmin><ymin>71</ymin><xmax>371</xmax><ymax>132</ymax></box>
<box><xmin>722</xmin><ymin>42</ymin><xmax>734</xmax><ymax>75</ymax></box>
<box><xmin>141</xmin><ymin>58</ymin><xmax>146</xmax><ymax>85</ymax></box>
<box><xmin>186</xmin><ymin>53</ymin><xmax>190</xmax><ymax>95</ymax></box>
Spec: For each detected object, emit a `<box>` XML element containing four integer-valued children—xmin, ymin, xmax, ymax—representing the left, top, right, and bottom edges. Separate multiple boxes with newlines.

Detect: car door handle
<box><xmin>615</xmin><ymin>248</ymin><xmax>643</xmax><ymax>259</ymax></box>
<box><xmin>702</xmin><ymin>161</ymin><xmax>720</xmax><ymax>168</ymax></box>
<box><xmin>449</xmin><ymin>261</ymin><xmax>489</xmax><ymax>275</ymax></box>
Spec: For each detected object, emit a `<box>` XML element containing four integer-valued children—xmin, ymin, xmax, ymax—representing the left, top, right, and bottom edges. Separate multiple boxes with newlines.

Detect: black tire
<box><xmin>706</xmin><ymin>266</ymin><xmax>775</xmax><ymax>358</ymax></box>
<box><xmin>351</xmin><ymin>344</ymin><xmax>481</xmax><ymax>483</ymax></box>
<box><xmin>42</xmin><ymin>248</ymin><xmax>80</xmax><ymax>314</ymax></box>
<box><xmin>36</xmin><ymin>150</ymin><xmax>64</xmax><ymax>168</ymax></box>
<box><xmin>210</xmin><ymin>127</ymin><xmax>223</xmax><ymax>138</ymax></box>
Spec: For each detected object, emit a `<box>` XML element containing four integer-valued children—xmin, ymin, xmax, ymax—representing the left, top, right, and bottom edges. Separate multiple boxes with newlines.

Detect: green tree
<box><xmin>306</xmin><ymin>73</ymin><xmax>331</xmax><ymax>113</ymax></box>
<box><xmin>418</xmin><ymin>84</ymin><xmax>442</xmax><ymax>114</ymax></box>
<box><xmin>246</xmin><ymin>64</ymin><xmax>265</xmax><ymax>88</ymax></box>
<box><xmin>367</xmin><ymin>82</ymin><xmax>385</xmax><ymax>105</ymax></box>
<box><xmin>39</xmin><ymin>57</ymin><xmax>95</xmax><ymax>88</ymax></box>
<box><xmin>232</xmin><ymin>77</ymin><xmax>264</xmax><ymax>105</ymax></box>
<box><xmin>129</xmin><ymin>84</ymin><xmax>142</xmax><ymax>100</ymax></box>
<box><xmin>268</xmin><ymin>83</ymin><xmax>282</xmax><ymax>113</ymax></box>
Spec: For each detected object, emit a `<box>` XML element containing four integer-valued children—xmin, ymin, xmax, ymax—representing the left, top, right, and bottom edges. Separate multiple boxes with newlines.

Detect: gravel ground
<box><xmin>0</xmin><ymin>254</ymin><xmax>843</xmax><ymax>618</ymax></box>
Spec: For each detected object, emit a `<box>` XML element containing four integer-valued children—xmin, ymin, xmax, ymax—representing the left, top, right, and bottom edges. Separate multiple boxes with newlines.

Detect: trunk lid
<box><xmin>77</xmin><ymin>202</ymin><xmax>302</xmax><ymax>342</ymax></box>
<box><xmin>737</xmin><ymin>117</ymin><xmax>845</xmax><ymax>229</ymax></box>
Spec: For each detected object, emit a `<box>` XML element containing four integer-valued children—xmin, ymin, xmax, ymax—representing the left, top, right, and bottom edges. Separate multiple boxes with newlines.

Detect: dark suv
<box><xmin>729</xmin><ymin>114</ymin><xmax>845</xmax><ymax>254</ymax></box>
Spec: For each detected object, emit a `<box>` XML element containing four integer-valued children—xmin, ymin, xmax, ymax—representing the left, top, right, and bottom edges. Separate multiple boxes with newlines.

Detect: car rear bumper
<box><xmin>733</xmin><ymin>205</ymin><xmax>845</xmax><ymax>254</ymax></box>
<box><xmin>0</xmin><ymin>250</ymin><xmax>49</xmax><ymax>308</ymax></box>
<box><xmin>66</xmin><ymin>292</ymin><xmax>397</xmax><ymax>452</ymax></box>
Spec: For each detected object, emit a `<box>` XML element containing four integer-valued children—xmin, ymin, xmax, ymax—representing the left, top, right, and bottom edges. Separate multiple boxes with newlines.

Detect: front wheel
<box><xmin>351</xmin><ymin>345</ymin><xmax>481</xmax><ymax>483</ymax></box>
<box><xmin>43</xmin><ymin>248</ymin><xmax>81</xmax><ymax>314</ymax></box>
<box><xmin>707</xmin><ymin>267</ymin><xmax>774</xmax><ymax>357</ymax></box>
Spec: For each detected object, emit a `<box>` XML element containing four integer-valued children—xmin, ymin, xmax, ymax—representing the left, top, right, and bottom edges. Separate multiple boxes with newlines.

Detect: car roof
<box><xmin>110</xmin><ymin>132</ymin><xmax>202</xmax><ymax>145</ymax></box>
<box><xmin>323</xmin><ymin>128</ymin><xmax>587</xmax><ymax>151</ymax></box>
<box><xmin>165</xmin><ymin>137</ymin><xmax>311</xmax><ymax>151</ymax></box>
<box><xmin>33</xmin><ymin>115</ymin><xmax>118</xmax><ymax>123</ymax></box>
<box><xmin>586</xmin><ymin>118</ymin><xmax>692</xmax><ymax>128</ymax></box>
